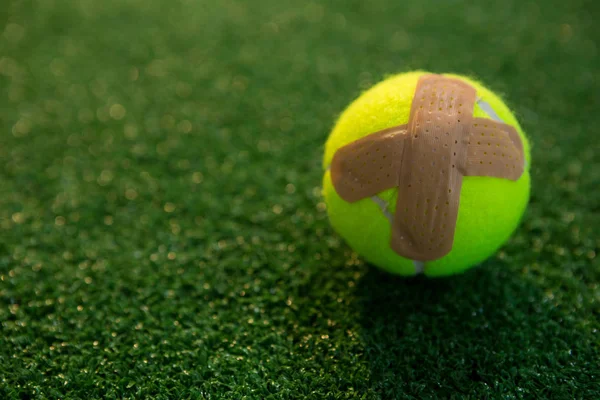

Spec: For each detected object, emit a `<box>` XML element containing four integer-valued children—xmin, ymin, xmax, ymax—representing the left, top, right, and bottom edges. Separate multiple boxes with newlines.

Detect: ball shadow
<box><xmin>354</xmin><ymin>263</ymin><xmax>586</xmax><ymax>397</ymax></box>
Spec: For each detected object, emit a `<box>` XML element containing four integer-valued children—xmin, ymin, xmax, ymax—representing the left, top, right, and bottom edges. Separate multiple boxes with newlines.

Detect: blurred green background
<box><xmin>1</xmin><ymin>0</ymin><xmax>598</xmax><ymax>398</ymax></box>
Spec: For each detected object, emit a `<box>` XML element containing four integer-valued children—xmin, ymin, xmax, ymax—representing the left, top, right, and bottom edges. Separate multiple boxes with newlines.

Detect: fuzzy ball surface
<box><xmin>323</xmin><ymin>71</ymin><xmax>531</xmax><ymax>277</ymax></box>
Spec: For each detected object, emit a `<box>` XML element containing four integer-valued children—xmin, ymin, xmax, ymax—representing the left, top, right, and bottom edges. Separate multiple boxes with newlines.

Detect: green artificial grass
<box><xmin>1</xmin><ymin>0</ymin><xmax>598</xmax><ymax>398</ymax></box>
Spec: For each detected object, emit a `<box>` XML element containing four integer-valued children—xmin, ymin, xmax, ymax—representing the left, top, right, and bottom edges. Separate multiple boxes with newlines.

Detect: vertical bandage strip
<box><xmin>330</xmin><ymin>75</ymin><xmax>525</xmax><ymax>261</ymax></box>
<box><xmin>392</xmin><ymin>76</ymin><xmax>476</xmax><ymax>260</ymax></box>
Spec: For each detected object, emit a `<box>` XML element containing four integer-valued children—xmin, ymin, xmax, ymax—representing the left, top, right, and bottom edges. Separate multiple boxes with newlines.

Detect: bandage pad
<box><xmin>330</xmin><ymin>74</ymin><xmax>525</xmax><ymax>261</ymax></box>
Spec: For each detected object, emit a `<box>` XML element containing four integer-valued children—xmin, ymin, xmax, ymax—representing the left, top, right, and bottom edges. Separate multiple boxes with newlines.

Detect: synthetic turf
<box><xmin>0</xmin><ymin>0</ymin><xmax>598</xmax><ymax>398</ymax></box>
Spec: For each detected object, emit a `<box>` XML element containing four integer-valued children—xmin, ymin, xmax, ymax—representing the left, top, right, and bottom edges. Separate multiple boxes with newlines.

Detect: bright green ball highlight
<box><xmin>323</xmin><ymin>71</ymin><xmax>531</xmax><ymax>277</ymax></box>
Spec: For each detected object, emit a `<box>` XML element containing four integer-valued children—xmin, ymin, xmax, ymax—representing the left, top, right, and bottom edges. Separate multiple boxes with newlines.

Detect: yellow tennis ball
<box><xmin>322</xmin><ymin>71</ymin><xmax>531</xmax><ymax>277</ymax></box>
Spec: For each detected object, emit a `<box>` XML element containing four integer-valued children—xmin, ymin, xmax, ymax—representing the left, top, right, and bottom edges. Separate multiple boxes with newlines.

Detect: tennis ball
<box><xmin>322</xmin><ymin>71</ymin><xmax>531</xmax><ymax>277</ymax></box>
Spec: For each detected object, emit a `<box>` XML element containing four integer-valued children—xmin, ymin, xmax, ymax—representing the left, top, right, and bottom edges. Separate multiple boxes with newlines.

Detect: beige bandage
<box><xmin>330</xmin><ymin>75</ymin><xmax>524</xmax><ymax>261</ymax></box>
